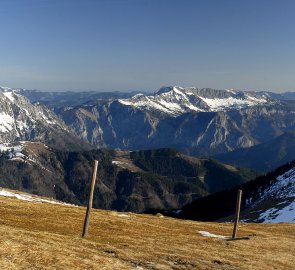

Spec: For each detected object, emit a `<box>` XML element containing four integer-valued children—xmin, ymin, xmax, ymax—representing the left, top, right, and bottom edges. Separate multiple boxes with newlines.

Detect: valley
<box><xmin>0</xmin><ymin>143</ymin><xmax>256</xmax><ymax>213</ymax></box>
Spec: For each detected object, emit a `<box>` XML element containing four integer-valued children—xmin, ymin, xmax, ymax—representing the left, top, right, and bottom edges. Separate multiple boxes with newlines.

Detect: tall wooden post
<box><xmin>82</xmin><ymin>160</ymin><xmax>98</xmax><ymax>238</ymax></box>
<box><xmin>232</xmin><ymin>189</ymin><xmax>242</xmax><ymax>239</ymax></box>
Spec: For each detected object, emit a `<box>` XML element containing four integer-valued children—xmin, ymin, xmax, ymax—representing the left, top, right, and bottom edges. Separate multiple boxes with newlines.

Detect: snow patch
<box><xmin>117</xmin><ymin>214</ymin><xmax>130</xmax><ymax>217</ymax></box>
<box><xmin>2</xmin><ymin>91</ymin><xmax>16</xmax><ymax>102</ymax></box>
<box><xmin>0</xmin><ymin>189</ymin><xmax>75</xmax><ymax>207</ymax></box>
<box><xmin>112</xmin><ymin>160</ymin><xmax>128</xmax><ymax>165</ymax></box>
<box><xmin>259</xmin><ymin>201</ymin><xmax>295</xmax><ymax>223</ymax></box>
<box><xmin>0</xmin><ymin>142</ymin><xmax>25</xmax><ymax>159</ymax></box>
<box><xmin>0</xmin><ymin>113</ymin><xmax>14</xmax><ymax>132</ymax></box>
<box><xmin>198</xmin><ymin>96</ymin><xmax>267</xmax><ymax>111</ymax></box>
<box><xmin>250</xmin><ymin>167</ymin><xmax>295</xmax><ymax>223</ymax></box>
<box><xmin>198</xmin><ymin>231</ymin><xmax>227</xmax><ymax>239</ymax></box>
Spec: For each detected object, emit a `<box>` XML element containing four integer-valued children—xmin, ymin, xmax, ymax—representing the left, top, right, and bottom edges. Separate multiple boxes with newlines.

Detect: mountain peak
<box><xmin>155</xmin><ymin>86</ymin><xmax>174</xmax><ymax>95</ymax></box>
<box><xmin>118</xmin><ymin>86</ymin><xmax>273</xmax><ymax>117</ymax></box>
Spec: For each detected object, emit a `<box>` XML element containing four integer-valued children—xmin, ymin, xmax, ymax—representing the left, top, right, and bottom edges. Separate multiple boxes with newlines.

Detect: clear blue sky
<box><xmin>0</xmin><ymin>0</ymin><xmax>294</xmax><ymax>92</ymax></box>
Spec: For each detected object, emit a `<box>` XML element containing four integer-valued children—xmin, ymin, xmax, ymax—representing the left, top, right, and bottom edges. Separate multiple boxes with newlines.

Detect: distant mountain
<box><xmin>256</xmin><ymin>91</ymin><xmax>295</xmax><ymax>101</ymax></box>
<box><xmin>0</xmin><ymin>144</ymin><xmax>256</xmax><ymax>212</ymax></box>
<box><xmin>23</xmin><ymin>86</ymin><xmax>273</xmax><ymax>114</ymax></box>
<box><xmin>3</xmin><ymin>86</ymin><xmax>295</xmax><ymax>157</ymax></box>
<box><xmin>0</xmin><ymin>87</ymin><xmax>91</xmax><ymax>150</ymax></box>
<box><xmin>214</xmin><ymin>132</ymin><xmax>295</xmax><ymax>172</ymax></box>
<box><xmin>59</xmin><ymin>87</ymin><xmax>294</xmax><ymax>155</ymax></box>
<box><xmin>175</xmin><ymin>160</ymin><xmax>295</xmax><ymax>223</ymax></box>
<box><xmin>20</xmin><ymin>89</ymin><xmax>139</xmax><ymax>110</ymax></box>
<box><xmin>117</xmin><ymin>86</ymin><xmax>271</xmax><ymax>116</ymax></box>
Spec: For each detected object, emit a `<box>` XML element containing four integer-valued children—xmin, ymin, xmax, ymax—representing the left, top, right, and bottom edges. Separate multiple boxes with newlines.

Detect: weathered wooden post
<box><xmin>82</xmin><ymin>160</ymin><xmax>98</xmax><ymax>238</ymax></box>
<box><xmin>232</xmin><ymin>189</ymin><xmax>242</xmax><ymax>239</ymax></box>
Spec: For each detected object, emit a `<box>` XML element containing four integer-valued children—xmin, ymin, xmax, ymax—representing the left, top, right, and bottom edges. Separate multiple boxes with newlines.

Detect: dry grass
<box><xmin>0</xmin><ymin>193</ymin><xmax>294</xmax><ymax>270</ymax></box>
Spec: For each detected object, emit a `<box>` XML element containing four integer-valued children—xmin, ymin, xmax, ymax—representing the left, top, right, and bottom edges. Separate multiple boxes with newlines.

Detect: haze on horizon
<box><xmin>0</xmin><ymin>0</ymin><xmax>294</xmax><ymax>93</ymax></box>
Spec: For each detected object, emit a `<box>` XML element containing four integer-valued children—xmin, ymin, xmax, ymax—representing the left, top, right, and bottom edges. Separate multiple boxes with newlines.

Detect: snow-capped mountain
<box><xmin>0</xmin><ymin>87</ymin><xmax>90</xmax><ymax>150</ymax></box>
<box><xmin>118</xmin><ymin>86</ymin><xmax>271</xmax><ymax>116</ymax></box>
<box><xmin>2</xmin><ymin>85</ymin><xmax>294</xmax><ymax>156</ymax></box>
<box><xmin>0</xmin><ymin>87</ymin><xmax>64</xmax><ymax>138</ymax></box>
<box><xmin>59</xmin><ymin>86</ymin><xmax>293</xmax><ymax>155</ymax></box>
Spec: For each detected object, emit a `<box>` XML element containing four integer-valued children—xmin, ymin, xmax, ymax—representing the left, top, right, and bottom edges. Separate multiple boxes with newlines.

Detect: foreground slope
<box><xmin>0</xmin><ymin>191</ymin><xmax>294</xmax><ymax>270</ymax></box>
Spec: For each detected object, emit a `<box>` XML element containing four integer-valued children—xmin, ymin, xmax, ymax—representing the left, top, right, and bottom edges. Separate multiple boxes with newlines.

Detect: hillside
<box><xmin>0</xmin><ymin>144</ymin><xmax>256</xmax><ymax>213</ymax></box>
<box><xmin>215</xmin><ymin>132</ymin><xmax>295</xmax><ymax>172</ymax></box>
<box><xmin>240</xmin><ymin>165</ymin><xmax>295</xmax><ymax>223</ymax></box>
<box><xmin>0</xmin><ymin>190</ymin><xmax>294</xmax><ymax>270</ymax></box>
<box><xmin>176</xmin><ymin>160</ymin><xmax>295</xmax><ymax>223</ymax></box>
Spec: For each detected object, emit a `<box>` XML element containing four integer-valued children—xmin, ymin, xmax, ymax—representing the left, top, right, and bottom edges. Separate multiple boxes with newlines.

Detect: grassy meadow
<box><xmin>0</xmin><ymin>190</ymin><xmax>294</xmax><ymax>269</ymax></box>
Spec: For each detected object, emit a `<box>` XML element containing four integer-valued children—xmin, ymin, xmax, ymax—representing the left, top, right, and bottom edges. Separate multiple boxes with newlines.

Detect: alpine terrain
<box><xmin>0</xmin><ymin>87</ymin><xmax>90</xmax><ymax>150</ymax></box>
<box><xmin>32</xmin><ymin>86</ymin><xmax>295</xmax><ymax>156</ymax></box>
<box><xmin>0</xmin><ymin>143</ymin><xmax>256</xmax><ymax>212</ymax></box>
<box><xmin>176</xmin><ymin>160</ymin><xmax>295</xmax><ymax>223</ymax></box>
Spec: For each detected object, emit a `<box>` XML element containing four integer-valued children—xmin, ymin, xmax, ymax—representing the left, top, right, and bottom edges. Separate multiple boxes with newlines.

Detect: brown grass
<box><xmin>0</xmin><ymin>192</ymin><xmax>294</xmax><ymax>269</ymax></box>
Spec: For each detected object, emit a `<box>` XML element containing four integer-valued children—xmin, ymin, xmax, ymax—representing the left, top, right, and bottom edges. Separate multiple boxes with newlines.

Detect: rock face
<box><xmin>0</xmin><ymin>87</ymin><xmax>91</xmax><ymax>150</ymax></box>
<box><xmin>2</xmin><ymin>85</ymin><xmax>295</xmax><ymax>156</ymax></box>
<box><xmin>58</xmin><ymin>86</ymin><xmax>294</xmax><ymax>156</ymax></box>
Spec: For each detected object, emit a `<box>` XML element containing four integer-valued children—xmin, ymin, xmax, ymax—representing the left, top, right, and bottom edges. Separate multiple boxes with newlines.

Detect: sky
<box><xmin>0</xmin><ymin>0</ymin><xmax>294</xmax><ymax>92</ymax></box>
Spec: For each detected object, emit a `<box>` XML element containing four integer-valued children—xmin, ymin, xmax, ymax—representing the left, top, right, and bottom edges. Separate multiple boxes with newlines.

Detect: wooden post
<box><xmin>82</xmin><ymin>160</ymin><xmax>98</xmax><ymax>238</ymax></box>
<box><xmin>232</xmin><ymin>189</ymin><xmax>242</xmax><ymax>239</ymax></box>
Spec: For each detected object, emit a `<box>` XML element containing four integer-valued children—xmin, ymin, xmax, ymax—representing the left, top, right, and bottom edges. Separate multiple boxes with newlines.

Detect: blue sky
<box><xmin>0</xmin><ymin>0</ymin><xmax>294</xmax><ymax>92</ymax></box>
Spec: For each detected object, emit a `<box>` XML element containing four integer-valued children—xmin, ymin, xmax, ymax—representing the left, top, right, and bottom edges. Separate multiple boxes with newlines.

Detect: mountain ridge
<box><xmin>2</xmin><ymin>85</ymin><xmax>295</xmax><ymax>158</ymax></box>
<box><xmin>0</xmin><ymin>87</ymin><xmax>92</xmax><ymax>150</ymax></box>
<box><xmin>0</xmin><ymin>143</ymin><xmax>257</xmax><ymax>213</ymax></box>
<box><xmin>215</xmin><ymin>131</ymin><xmax>295</xmax><ymax>172</ymax></box>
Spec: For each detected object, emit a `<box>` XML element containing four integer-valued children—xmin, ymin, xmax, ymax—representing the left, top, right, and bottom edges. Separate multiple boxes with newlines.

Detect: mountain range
<box><xmin>36</xmin><ymin>86</ymin><xmax>295</xmax><ymax>156</ymax></box>
<box><xmin>1</xmin><ymin>85</ymin><xmax>295</xmax><ymax>219</ymax></box>
<box><xmin>2</xmin><ymin>86</ymin><xmax>295</xmax><ymax>158</ymax></box>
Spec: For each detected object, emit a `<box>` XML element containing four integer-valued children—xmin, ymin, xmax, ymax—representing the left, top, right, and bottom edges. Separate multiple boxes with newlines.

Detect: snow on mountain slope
<box><xmin>245</xmin><ymin>167</ymin><xmax>295</xmax><ymax>223</ymax></box>
<box><xmin>118</xmin><ymin>86</ymin><xmax>271</xmax><ymax>116</ymax></box>
<box><xmin>0</xmin><ymin>87</ymin><xmax>63</xmax><ymax>138</ymax></box>
<box><xmin>0</xmin><ymin>87</ymin><xmax>85</xmax><ymax>149</ymax></box>
<box><xmin>0</xmin><ymin>188</ymin><xmax>75</xmax><ymax>206</ymax></box>
<box><xmin>0</xmin><ymin>142</ymin><xmax>25</xmax><ymax>160</ymax></box>
<box><xmin>0</xmin><ymin>141</ymin><xmax>48</xmax><ymax>163</ymax></box>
